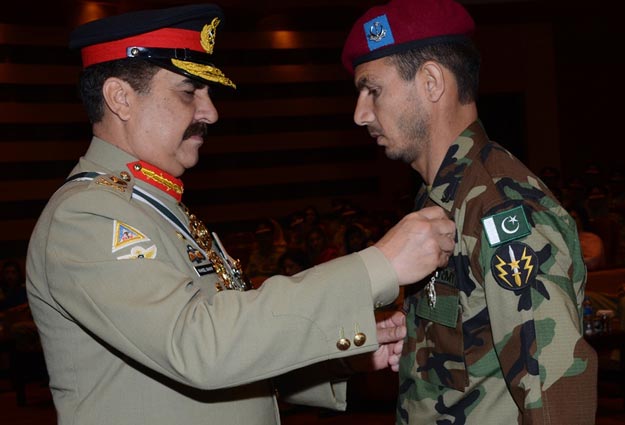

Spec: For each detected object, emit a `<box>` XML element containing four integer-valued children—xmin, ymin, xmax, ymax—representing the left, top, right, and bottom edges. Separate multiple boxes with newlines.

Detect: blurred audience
<box><xmin>567</xmin><ymin>203</ymin><xmax>606</xmax><ymax>271</ymax></box>
<box><xmin>245</xmin><ymin>219</ymin><xmax>287</xmax><ymax>287</ymax></box>
<box><xmin>343</xmin><ymin>223</ymin><xmax>373</xmax><ymax>255</ymax></box>
<box><xmin>305</xmin><ymin>226</ymin><xmax>340</xmax><ymax>266</ymax></box>
<box><xmin>278</xmin><ymin>249</ymin><xmax>311</xmax><ymax>276</ymax></box>
<box><xmin>0</xmin><ymin>260</ymin><xmax>42</xmax><ymax>383</ymax></box>
<box><xmin>0</xmin><ymin>260</ymin><xmax>27</xmax><ymax>311</ymax></box>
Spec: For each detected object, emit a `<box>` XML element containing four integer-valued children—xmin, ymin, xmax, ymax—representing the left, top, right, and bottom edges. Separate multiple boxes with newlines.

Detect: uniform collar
<box><xmin>415</xmin><ymin>120</ymin><xmax>489</xmax><ymax>212</ymax></box>
<box><xmin>126</xmin><ymin>160</ymin><xmax>184</xmax><ymax>202</ymax></box>
<box><xmin>81</xmin><ymin>137</ymin><xmax>184</xmax><ymax>202</ymax></box>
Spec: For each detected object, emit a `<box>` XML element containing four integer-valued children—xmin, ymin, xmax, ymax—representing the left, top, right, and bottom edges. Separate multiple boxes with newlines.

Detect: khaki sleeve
<box><xmin>39</xmin><ymin>189</ymin><xmax>397</xmax><ymax>390</ymax></box>
<box><xmin>358</xmin><ymin>246</ymin><xmax>399</xmax><ymax>309</ymax></box>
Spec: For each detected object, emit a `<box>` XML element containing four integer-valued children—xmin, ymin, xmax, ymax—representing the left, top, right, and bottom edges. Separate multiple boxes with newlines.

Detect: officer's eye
<box><xmin>368</xmin><ymin>87</ymin><xmax>380</xmax><ymax>99</ymax></box>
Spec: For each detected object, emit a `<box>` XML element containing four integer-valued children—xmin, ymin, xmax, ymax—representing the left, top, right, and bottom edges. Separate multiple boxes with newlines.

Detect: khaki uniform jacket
<box><xmin>26</xmin><ymin>138</ymin><xmax>399</xmax><ymax>425</ymax></box>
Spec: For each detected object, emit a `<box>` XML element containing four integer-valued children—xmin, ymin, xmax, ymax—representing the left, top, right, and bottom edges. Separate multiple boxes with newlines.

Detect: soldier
<box><xmin>341</xmin><ymin>0</ymin><xmax>598</xmax><ymax>423</ymax></box>
<box><xmin>25</xmin><ymin>3</ymin><xmax>456</xmax><ymax>425</ymax></box>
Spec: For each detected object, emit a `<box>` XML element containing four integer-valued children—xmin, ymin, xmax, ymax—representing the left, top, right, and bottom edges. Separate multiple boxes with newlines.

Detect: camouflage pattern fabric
<box><xmin>397</xmin><ymin>121</ymin><xmax>598</xmax><ymax>424</ymax></box>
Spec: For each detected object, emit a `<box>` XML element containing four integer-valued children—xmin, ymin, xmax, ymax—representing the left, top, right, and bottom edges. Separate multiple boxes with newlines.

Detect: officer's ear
<box><xmin>419</xmin><ymin>61</ymin><xmax>445</xmax><ymax>103</ymax></box>
<box><xmin>102</xmin><ymin>77</ymin><xmax>133</xmax><ymax>121</ymax></box>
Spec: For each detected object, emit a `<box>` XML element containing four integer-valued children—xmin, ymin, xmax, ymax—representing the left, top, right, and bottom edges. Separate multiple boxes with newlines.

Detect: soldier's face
<box><xmin>353</xmin><ymin>58</ymin><xmax>431</xmax><ymax>167</ymax></box>
<box><xmin>124</xmin><ymin>69</ymin><xmax>219</xmax><ymax>177</ymax></box>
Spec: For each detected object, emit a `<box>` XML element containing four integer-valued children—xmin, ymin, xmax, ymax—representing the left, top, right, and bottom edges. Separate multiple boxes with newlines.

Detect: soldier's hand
<box><xmin>375</xmin><ymin>206</ymin><xmax>455</xmax><ymax>285</ymax></box>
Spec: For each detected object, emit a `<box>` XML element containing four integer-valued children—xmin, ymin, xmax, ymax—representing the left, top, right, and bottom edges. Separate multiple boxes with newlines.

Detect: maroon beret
<box><xmin>341</xmin><ymin>0</ymin><xmax>475</xmax><ymax>74</ymax></box>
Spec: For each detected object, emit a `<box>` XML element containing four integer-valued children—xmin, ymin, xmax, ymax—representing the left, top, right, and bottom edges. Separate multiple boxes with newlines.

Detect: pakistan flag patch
<box><xmin>481</xmin><ymin>206</ymin><xmax>530</xmax><ymax>247</ymax></box>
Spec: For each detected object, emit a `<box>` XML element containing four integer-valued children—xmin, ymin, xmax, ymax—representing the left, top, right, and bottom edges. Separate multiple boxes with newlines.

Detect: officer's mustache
<box><xmin>183</xmin><ymin>122</ymin><xmax>210</xmax><ymax>142</ymax></box>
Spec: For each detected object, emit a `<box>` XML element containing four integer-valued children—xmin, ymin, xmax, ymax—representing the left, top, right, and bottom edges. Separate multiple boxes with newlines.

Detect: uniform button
<box><xmin>354</xmin><ymin>332</ymin><xmax>366</xmax><ymax>346</ymax></box>
<box><xmin>336</xmin><ymin>338</ymin><xmax>351</xmax><ymax>351</ymax></box>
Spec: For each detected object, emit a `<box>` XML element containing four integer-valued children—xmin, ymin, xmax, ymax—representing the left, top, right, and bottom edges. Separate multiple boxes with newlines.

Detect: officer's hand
<box><xmin>345</xmin><ymin>310</ymin><xmax>406</xmax><ymax>373</ymax></box>
<box><xmin>374</xmin><ymin>206</ymin><xmax>455</xmax><ymax>285</ymax></box>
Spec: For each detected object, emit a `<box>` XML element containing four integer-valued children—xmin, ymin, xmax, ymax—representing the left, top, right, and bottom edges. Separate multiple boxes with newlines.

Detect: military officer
<box><xmin>342</xmin><ymin>0</ymin><xmax>598</xmax><ymax>423</ymax></box>
<box><xmin>25</xmin><ymin>4</ymin><xmax>456</xmax><ymax>425</ymax></box>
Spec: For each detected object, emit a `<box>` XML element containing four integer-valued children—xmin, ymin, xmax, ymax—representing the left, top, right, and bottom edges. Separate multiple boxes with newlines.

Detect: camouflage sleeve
<box><xmin>479</xmin><ymin>194</ymin><xmax>597</xmax><ymax>423</ymax></box>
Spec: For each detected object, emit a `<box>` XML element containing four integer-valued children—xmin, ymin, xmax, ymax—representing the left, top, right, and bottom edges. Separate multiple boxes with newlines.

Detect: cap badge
<box><xmin>200</xmin><ymin>17</ymin><xmax>220</xmax><ymax>55</ymax></box>
<box><xmin>363</xmin><ymin>14</ymin><xmax>395</xmax><ymax>52</ymax></box>
<box><xmin>171</xmin><ymin>15</ymin><xmax>236</xmax><ymax>89</ymax></box>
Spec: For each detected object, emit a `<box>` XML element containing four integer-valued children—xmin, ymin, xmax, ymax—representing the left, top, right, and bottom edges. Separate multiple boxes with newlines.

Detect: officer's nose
<box><xmin>196</xmin><ymin>90</ymin><xmax>219</xmax><ymax>124</ymax></box>
<box><xmin>353</xmin><ymin>93</ymin><xmax>373</xmax><ymax>127</ymax></box>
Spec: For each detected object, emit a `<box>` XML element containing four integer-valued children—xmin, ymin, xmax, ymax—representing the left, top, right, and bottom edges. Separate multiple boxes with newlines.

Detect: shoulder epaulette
<box><xmin>65</xmin><ymin>171</ymin><xmax>134</xmax><ymax>202</ymax></box>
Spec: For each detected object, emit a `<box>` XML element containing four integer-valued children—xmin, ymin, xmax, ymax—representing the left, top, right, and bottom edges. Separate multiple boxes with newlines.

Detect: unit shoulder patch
<box><xmin>490</xmin><ymin>242</ymin><xmax>538</xmax><ymax>291</ymax></box>
<box><xmin>112</xmin><ymin>221</ymin><xmax>150</xmax><ymax>252</ymax></box>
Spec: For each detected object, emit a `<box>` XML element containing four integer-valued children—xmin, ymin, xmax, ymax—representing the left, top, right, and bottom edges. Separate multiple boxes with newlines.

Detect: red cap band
<box><xmin>81</xmin><ymin>28</ymin><xmax>202</xmax><ymax>68</ymax></box>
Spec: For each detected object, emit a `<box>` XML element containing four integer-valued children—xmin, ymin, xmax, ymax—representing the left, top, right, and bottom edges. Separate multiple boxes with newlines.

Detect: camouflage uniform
<box><xmin>397</xmin><ymin>121</ymin><xmax>597</xmax><ymax>424</ymax></box>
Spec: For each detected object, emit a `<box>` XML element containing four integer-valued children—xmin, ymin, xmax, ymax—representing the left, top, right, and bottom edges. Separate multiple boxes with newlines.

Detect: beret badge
<box><xmin>368</xmin><ymin>21</ymin><xmax>387</xmax><ymax>42</ymax></box>
<box><xmin>364</xmin><ymin>14</ymin><xmax>395</xmax><ymax>52</ymax></box>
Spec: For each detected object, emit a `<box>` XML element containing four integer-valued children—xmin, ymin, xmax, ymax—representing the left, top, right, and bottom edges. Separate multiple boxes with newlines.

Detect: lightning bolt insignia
<box><xmin>494</xmin><ymin>255</ymin><xmax>512</xmax><ymax>288</ymax></box>
<box><xmin>490</xmin><ymin>242</ymin><xmax>539</xmax><ymax>292</ymax></box>
<box><xmin>520</xmin><ymin>247</ymin><xmax>534</xmax><ymax>284</ymax></box>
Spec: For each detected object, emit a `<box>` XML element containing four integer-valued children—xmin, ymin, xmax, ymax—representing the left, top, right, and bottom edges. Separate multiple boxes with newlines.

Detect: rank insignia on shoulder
<box><xmin>117</xmin><ymin>244</ymin><xmax>157</xmax><ymax>260</ymax></box>
<box><xmin>94</xmin><ymin>174</ymin><xmax>128</xmax><ymax>192</ymax></box>
<box><xmin>112</xmin><ymin>221</ymin><xmax>149</xmax><ymax>252</ymax></box>
<box><xmin>490</xmin><ymin>242</ymin><xmax>538</xmax><ymax>291</ymax></box>
<box><xmin>482</xmin><ymin>205</ymin><xmax>530</xmax><ymax>247</ymax></box>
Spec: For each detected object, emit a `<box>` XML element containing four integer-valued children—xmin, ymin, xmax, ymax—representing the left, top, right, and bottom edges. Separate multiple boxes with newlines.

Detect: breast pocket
<box><xmin>407</xmin><ymin>281</ymin><xmax>469</xmax><ymax>392</ymax></box>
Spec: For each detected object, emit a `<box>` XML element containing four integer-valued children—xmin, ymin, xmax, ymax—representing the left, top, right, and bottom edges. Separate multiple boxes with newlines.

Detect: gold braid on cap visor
<box><xmin>171</xmin><ymin>59</ymin><xmax>236</xmax><ymax>89</ymax></box>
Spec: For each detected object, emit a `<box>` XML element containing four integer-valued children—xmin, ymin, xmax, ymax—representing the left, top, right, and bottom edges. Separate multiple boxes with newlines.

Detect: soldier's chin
<box><xmin>385</xmin><ymin>148</ymin><xmax>414</xmax><ymax>164</ymax></box>
<box><xmin>384</xmin><ymin>147</ymin><xmax>402</xmax><ymax>161</ymax></box>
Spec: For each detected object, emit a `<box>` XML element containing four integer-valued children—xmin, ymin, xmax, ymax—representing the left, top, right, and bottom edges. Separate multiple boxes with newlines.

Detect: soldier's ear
<box><xmin>420</xmin><ymin>61</ymin><xmax>445</xmax><ymax>103</ymax></box>
<box><xmin>102</xmin><ymin>77</ymin><xmax>132</xmax><ymax>121</ymax></box>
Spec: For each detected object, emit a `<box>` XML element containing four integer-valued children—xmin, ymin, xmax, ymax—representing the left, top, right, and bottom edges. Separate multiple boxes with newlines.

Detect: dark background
<box><xmin>1</xmin><ymin>0</ymin><xmax>624</xmax><ymax>261</ymax></box>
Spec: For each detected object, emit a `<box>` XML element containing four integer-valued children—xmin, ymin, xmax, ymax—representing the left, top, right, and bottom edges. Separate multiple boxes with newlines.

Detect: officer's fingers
<box><xmin>388</xmin><ymin>340</ymin><xmax>404</xmax><ymax>371</ymax></box>
<box><xmin>430</xmin><ymin>217</ymin><xmax>456</xmax><ymax>239</ymax></box>
<box><xmin>378</xmin><ymin>311</ymin><xmax>405</xmax><ymax>329</ymax></box>
<box><xmin>437</xmin><ymin>231</ymin><xmax>455</xmax><ymax>253</ymax></box>
<box><xmin>376</xmin><ymin>322</ymin><xmax>407</xmax><ymax>344</ymax></box>
<box><xmin>414</xmin><ymin>206</ymin><xmax>447</xmax><ymax>220</ymax></box>
<box><xmin>393</xmin><ymin>338</ymin><xmax>404</xmax><ymax>355</ymax></box>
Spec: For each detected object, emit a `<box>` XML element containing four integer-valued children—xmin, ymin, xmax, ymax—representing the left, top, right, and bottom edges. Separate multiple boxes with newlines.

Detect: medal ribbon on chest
<box><xmin>180</xmin><ymin>203</ymin><xmax>252</xmax><ymax>291</ymax></box>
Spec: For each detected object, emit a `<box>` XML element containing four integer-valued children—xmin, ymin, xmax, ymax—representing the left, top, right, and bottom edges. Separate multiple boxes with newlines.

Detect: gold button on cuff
<box><xmin>354</xmin><ymin>332</ymin><xmax>366</xmax><ymax>347</ymax></box>
<box><xmin>336</xmin><ymin>338</ymin><xmax>351</xmax><ymax>351</ymax></box>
